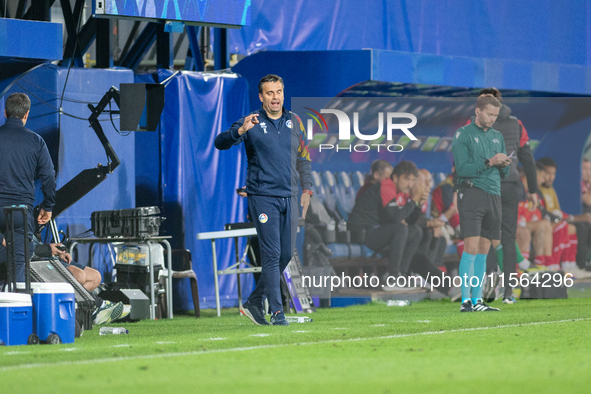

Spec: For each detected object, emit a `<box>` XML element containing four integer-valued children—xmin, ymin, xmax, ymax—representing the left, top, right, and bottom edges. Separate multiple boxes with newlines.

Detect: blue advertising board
<box><xmin>94</xmin><ymin>0</ymin><xmax>250</xmax><ymax>27</ymax></box>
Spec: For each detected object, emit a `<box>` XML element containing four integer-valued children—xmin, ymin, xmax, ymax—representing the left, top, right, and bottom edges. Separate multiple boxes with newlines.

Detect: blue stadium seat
<box><xmin>311</xmin><ymin>170</ymin><xmax>327</xmax><ymax>204</ymax></box>
<box><xmin>321</xmin><ymin>171</ymin><xmax>344</xmax><ymax>222</ymax></box>
<box><xmin>326</xmin><ymin>243</ymin><xmax>350</xmax><ymax>258</ymax></box>
<box><xmin>445</xmin><ymin>244</ymin><xmax>457</xmax><ymax>255</ymax></box>
<box><xmin>334</xmin><ymin>171</ymin><xmax>356</xmax><ymax>221</ymax></box>
<box><xmin>434</xmin><ymin>172</ymin><xmax>447</xmax><ymax>186</ymax></box>
<box><xmin>350</xmin><ymin>171</ymin><xmax>365</xmax><ymax>194</ymax></box>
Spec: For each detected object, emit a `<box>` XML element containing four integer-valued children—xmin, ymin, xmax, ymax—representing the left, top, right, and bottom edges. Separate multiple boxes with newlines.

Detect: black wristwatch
<box><xmin>485</xmin><ymin>159</ymin><xmax>491</xmax><ymax>169</ymax></box>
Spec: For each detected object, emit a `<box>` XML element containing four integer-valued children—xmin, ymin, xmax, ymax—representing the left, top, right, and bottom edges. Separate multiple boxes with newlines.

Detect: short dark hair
<box><xmin>476</xmin><ymin>94</ymin><xmax>501</xmax><ymax>110</ymax></box>
<box><xmin>479</xmin><ymin>87</ymin><xmax>502</xmax><ymax>102</ymax></box>
<box><xmin>5</xmin><ymin>93</ymin><xmax>31</xmax><ymax>119</ymax></box>
<box><xmin>370</xmin><ymin>160</ymin><xmax>393</xmax><ymax>176</ymax></box>
<box><xmin>392</xmin><ymin>160</ymin><xmax>419</xmax><ymax>178</ymax></box>
<box><xmin>536</xmin><ymin>162</ymin><xmax>546</xmax><ymax>172</ymax></box>
<box><xmin>538</xmin><ymin>157</ymin><xmax>557</xmax><ymax>170</ymax></box>
<box><xmin>258</xmin><ymin>74</ymin><xmax>284</xmax><ymax>94</ymax></box>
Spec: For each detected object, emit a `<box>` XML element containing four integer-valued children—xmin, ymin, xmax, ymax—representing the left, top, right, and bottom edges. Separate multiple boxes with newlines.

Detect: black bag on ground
<box><xmin>520</xmin><ymin>270</ymin><xmax>568</xmax><ymax>299</ymax></box>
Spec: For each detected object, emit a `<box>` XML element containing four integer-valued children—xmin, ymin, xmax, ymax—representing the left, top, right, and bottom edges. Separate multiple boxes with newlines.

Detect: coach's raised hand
<box><xmin>238</xmin><ymin>114</ymin><xmax>259</xmax><ymax>135</ymax></box>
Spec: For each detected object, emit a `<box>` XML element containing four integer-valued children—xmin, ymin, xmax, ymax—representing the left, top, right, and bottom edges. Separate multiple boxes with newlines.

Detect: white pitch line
<box><xmin>250</xmin><ymin>334</ymin><xmax>270</xmax><ymax>337</ymax></box>
<box><xmin>0</xmin><ymin>318</ymin><xmax>589</xmax><ymax>373</ymax></box>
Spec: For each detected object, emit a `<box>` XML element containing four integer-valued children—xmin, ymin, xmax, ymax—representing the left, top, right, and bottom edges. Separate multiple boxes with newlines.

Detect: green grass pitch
<box><xmin>1</xmin><ymin>298</ymin><xmax>590</xmax><ymax>393</ymax></box>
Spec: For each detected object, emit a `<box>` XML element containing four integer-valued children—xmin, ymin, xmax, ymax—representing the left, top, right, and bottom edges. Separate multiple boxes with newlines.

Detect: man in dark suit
<box><xmin>0</xmin><ymin>93</ymin><xmax>56</xmax><ymax>283</ymax></box>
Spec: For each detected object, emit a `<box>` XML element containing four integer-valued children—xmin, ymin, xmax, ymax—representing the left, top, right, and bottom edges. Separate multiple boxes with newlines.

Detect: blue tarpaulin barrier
<box><xmin>135</xmin><ymin>71</ymin><xmax>251</xmax><ymax>310</ymax></box>
<box><xmin>231</xmin><ymin>0</ymin><xmax>591</xmax><ymax>67</ymax></box>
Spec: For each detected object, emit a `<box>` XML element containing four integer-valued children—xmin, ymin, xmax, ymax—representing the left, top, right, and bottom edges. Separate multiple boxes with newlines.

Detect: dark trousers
<box><xmin>247</xmin><ymin>195</ymin><xmax>298</xmax><ymax>314</ymax></box>
<box><xmin>366</xmin><ymin>223</ymin><xmax>423</xmax><ymax>276</ymax></box>
<box><xmin>0</xmin><ymin>205</ymin><xmax>34</xmax><ymax>283</ymax></box>
<box><xmin>410</xmin><ymin>250</ymin><xmax>451</xmax><ymax>295</ymax></box>
<box><xmin>420</xmin><ymin>229</ymin><xmax>447</xmax><ymax>267</ymax></box>
<box><xmin>572</xmin><ymin>221</ymin><xmax>591</xmax><ymax>269</ymax></box>
<box><xmin>487</xmin><ymin>182</ymin><xmax>518</xmax><ymax>298</ymax></box>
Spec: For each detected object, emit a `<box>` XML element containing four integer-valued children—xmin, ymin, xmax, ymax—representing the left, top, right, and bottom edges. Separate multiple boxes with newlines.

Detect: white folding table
<box><xmin>196</xmin><ymin>227</ymin><xmax>259</xmax><ymax>316</ymax></box>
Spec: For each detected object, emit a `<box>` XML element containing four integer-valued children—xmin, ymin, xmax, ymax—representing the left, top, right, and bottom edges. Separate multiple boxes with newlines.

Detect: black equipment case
<box><xmin>520</xmin><ymin>270</ymin><xmax>569</xmax><ymax>299</ymax></box>
<box><xmin>91</xmin><ymin>206</ymin><xmax>164</xmax><ymax>238</ymax></box>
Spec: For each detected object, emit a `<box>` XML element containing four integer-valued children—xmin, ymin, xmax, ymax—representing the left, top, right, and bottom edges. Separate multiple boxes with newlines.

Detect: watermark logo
<box><xmin>303</xmin><ymin>107</ymin><xmax>418</xmax><ymax>153</ymax></box>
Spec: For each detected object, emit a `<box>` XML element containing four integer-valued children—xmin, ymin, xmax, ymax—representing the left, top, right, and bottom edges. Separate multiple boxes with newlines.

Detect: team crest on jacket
<box><xmin>474</xmin><ymin>137</ymin><xmax>479</xmax><ymax>143</ymax></box>
<box><xmin>492</xmin><ymin>139</ymin><xmax>499</xmax><ymax>143</ymax></box>
<box><xmin>286</xmin><ymin>120</ymin><xmax>293</xmax><ymax>128</ymax></box>
<box><xmin>260</xmin><ymin>122</ymin><xmax>267</xmax><ymax>133</ymax></box>
<box><xmin>259</xmin><ymin>213</ymin><xmax>268</xmax><ymax>223</ymax></box>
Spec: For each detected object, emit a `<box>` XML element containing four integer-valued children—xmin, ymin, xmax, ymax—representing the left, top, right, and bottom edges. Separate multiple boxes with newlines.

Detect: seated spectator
<box><xmin>33</xmin><ymin>240</ymin><xmax>101</xmax><ymax>292</ymax></box>
<box><xmin>32</xmin><ymin>236</ymin><xmax>125</xmax><ymax>324</ymax></box>
<box><xmin>516</xmin><ymin>167</ymin><xmax>552</xmax><ymax>270</ymax></box>
<box><xmin>355</xmin><ymin>160</ymin><xmax>393</xmax><ymax>201</ymax></box>
<box><xmin>537</xmin><ymin>157</ymin><xmax>591</xmax><ymax>276</ymax></box>
<box><xmin>406</xmin><ymin>170</ymin><xmax>459</xmax><ymax>299</ymax></box>
<box><xmin>430</xmin><ymin>165</ymin><xmax>460</xmax><ymax>236</ymax></box>
<box><xmin>417</xmin><ymin>169</ymin><xmax>447</xmax><ymax>267</ymax></box>
<box><xmin>348</xmin><ymin>161</ymin><xmax>428</xmax><ymax>289</ymax></box>
<box><xmin>581</xmin><ymin>158</ymin><xmax>591</xmax><ymax>214</ymax></box>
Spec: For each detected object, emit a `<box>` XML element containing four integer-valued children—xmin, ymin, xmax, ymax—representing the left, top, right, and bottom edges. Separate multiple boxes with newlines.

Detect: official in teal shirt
<box><xmin>451</xmin><ymin>94</ymin><xmax>511</xmax><ymax>313</ymax></box>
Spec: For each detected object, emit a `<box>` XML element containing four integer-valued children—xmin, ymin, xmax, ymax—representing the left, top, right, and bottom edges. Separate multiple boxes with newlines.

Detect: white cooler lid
<box><xmin>0</xmin><ymin>292</ymin><xmax>32</xmax><ymax>306</ymax></box>
<box><xmin>31</xmin><ymin>282</ymin><xmax>74</xmax><ymax>294</ymax></box>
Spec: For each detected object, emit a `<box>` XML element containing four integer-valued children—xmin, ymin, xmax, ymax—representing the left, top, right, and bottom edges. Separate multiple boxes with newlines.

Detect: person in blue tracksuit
<box><xmin>215</xmin><ymin>74</ymin><xmax>313</xmax><ymax>326</ymax></box>
<box><xmin>0</xmin><ymin>93</ymin><xmax>56</xmax><ymax>284</ymax></box>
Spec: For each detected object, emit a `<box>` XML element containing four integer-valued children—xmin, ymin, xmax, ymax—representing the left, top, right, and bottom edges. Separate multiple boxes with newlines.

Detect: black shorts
<box><xmin>457</xmin><ymin>186</ymin><xmax>501</xmax><ymax>240</ymax></box>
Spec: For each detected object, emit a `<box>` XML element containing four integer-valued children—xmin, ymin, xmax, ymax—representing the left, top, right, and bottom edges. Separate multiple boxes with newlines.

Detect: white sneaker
<box><xmin>93</xmin><ymin>301</ymin><xmax>124</xmax><ymax>325</ymax></box>
<box><xmin>570</xmin><ymin>266</ymin><xmax>591</xmax><ymax>279</ymax></box>
<box><xmin>518</xmin><ymin>258</ymin><xmax>531</xmax><ymax>271</ymax></box>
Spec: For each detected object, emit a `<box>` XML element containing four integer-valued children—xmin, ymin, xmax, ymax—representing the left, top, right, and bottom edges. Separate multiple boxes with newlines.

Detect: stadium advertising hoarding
<box><xmin>94</xmin><ymin>0</ymin><xmax>251</xmax><ymax>27</ymax></box>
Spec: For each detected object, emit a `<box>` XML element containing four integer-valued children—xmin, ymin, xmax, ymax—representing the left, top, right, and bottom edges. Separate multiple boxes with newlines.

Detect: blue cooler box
<box><xmin>0</xmin><ymin>292</ymin><xmax>34</xmax><ymax>346</ymax></box>
<box><xmin>32</xmin><ymin>283</ymin><xmax>76</xmax><ymax>344</ymax></box>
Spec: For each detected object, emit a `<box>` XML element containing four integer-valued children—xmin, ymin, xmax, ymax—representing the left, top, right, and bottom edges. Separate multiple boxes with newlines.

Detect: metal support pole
<box><xmin>29</xmin><ymin>0</ymin><xmax>52</xmax><ymax>21</ymax></box>
<box><xmin>234</xmin><ymin>237</ymin><xmax>242</xmax><ymax>307</ymax></box>
<box><xmin>96</xmin><ymin>18</ymin><xmax>113</xmax><ymax>68</ymax></box>
<box><xmin>185</xmin><ymin>25</ymin><xmax>204</xmax><ymax>71</ymax></box>
<box><xmin>213</xmin><ymin>28</ymin><xmax>228</xmax><ymax>70</ymax></box>
<box><xmin>146</xmin><ymin>241</ymin><xmax>155</xmax><ymax>319</ymax></box>
<box><xmin>156</xmin><ymin>23</ymin><xmax>173</xmax><ymax>69</ymax></box>
<box><xmin>162</xmin><ymin>239</ymin><xmax>173</xmax><ymax>319</ymax></box>
<box><xmin>212</xmin><ymin>239</ymin><xmax>221</xmax><ymax>317</ymax></box>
